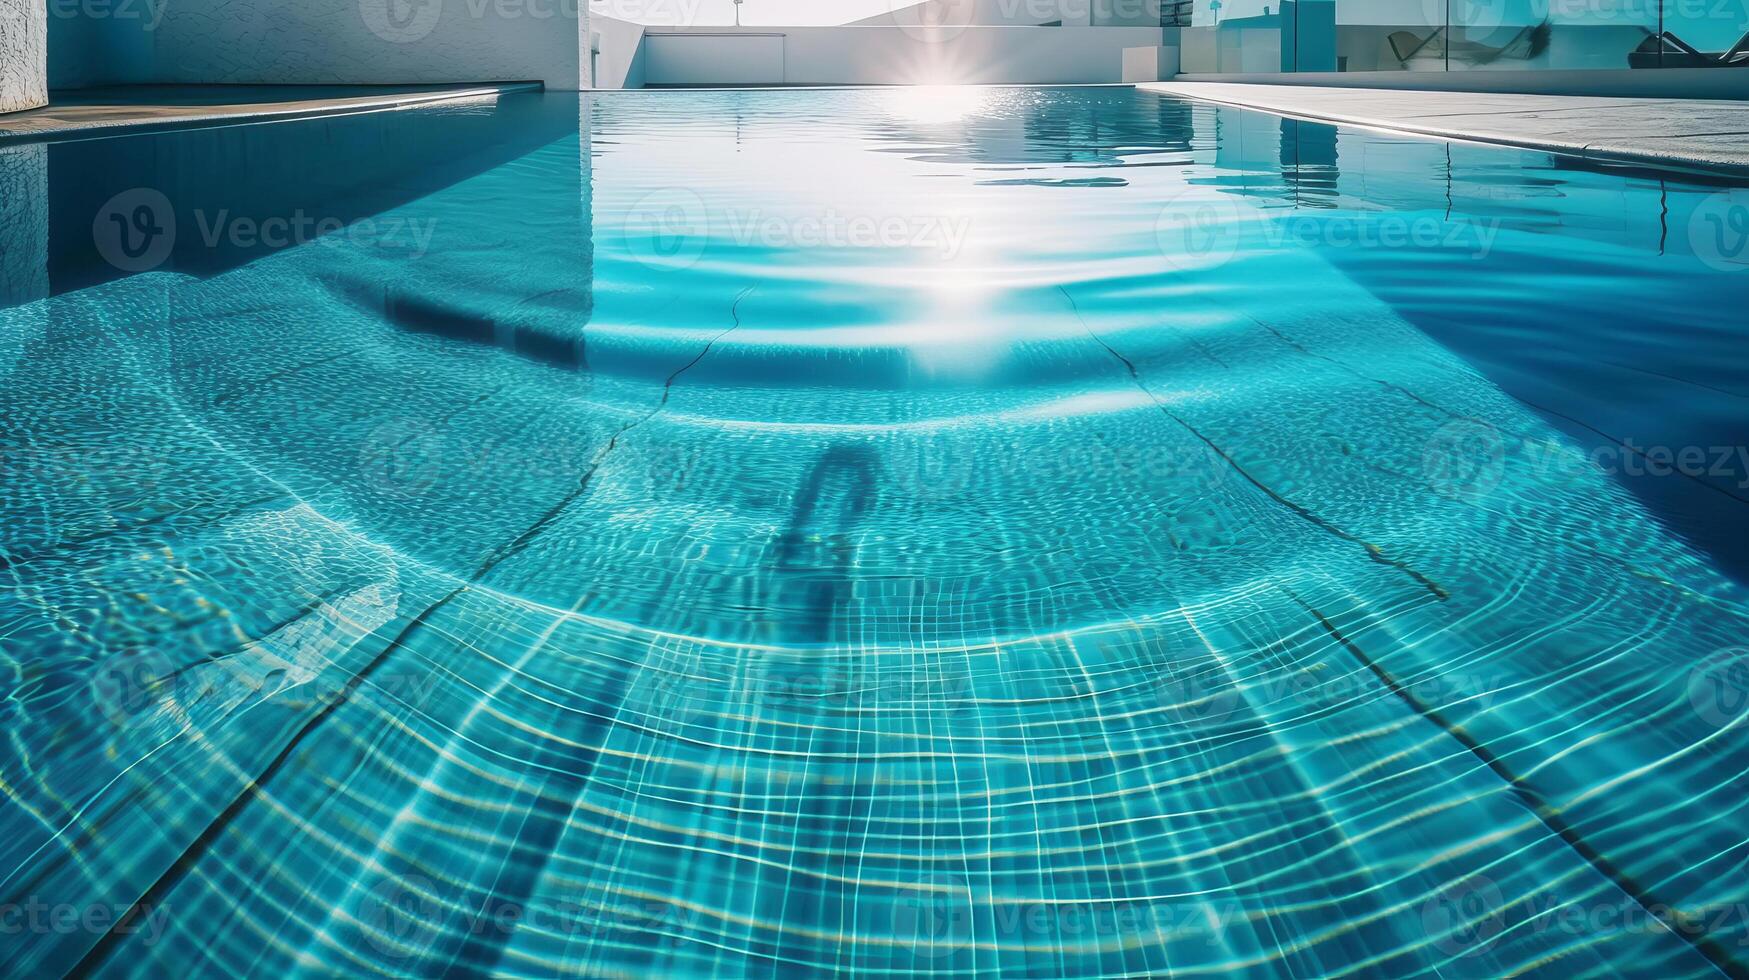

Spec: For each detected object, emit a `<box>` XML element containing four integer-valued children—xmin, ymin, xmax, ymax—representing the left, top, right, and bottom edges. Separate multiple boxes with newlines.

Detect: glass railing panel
<box><xmin>1175</xmin><ymin>0</ymin><xmax>1740</xmax><ymax>74</ymax></box>
<box><xmin>1657</xmin><ymin>0</ymin><xmax>1749</xmax><ymax>68</ymax></box>
<box><xmin>1179</xmin><ymin>0</ymin><xmax>1291</xmax><ymax>73</ymax></box>
<box><xmin>1328</xmin><ymin>0</ymin><xmax>1445</xmax><ymax>72</ymax></box>
<box><xmin>1092</xmin><ymin>0</ymin><xmax>1171</xmax><ymax>27</ymax></box>
<box><xmin>1450</xmin><ymin>0</ymin><xmax>1653</xmax><ymax>71</ymax></box>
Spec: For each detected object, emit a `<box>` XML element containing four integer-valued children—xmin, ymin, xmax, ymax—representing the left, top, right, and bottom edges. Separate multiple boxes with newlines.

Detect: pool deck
<box><xmin>10</xmin><ymin>80</ymin><xmax>1745</xmax><ymax>177</ymax></box>
<box><xmin>1138</xmin><ymin>81</ymin><xmax>1749</xmax><ymax>178</ymax></box>
<box><xmin>0</xmin><ymin>83</ymin><xmax>542</xmax><ymax>146</ymax></box>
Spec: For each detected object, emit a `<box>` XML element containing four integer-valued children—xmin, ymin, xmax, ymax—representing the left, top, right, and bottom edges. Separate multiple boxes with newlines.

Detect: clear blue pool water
<box><xmin>3</xmin><ymin>86</ymin><xmax>1749</xmax><ymax>977</ymax></box>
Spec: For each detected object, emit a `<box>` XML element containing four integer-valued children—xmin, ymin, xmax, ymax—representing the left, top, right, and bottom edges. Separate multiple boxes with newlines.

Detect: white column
<box><xmin>0</xmin><ymin>0</ymin><xmax>47</xmax><ymax>113</ymax></box>
<box><xmin>580</xmin><ymin>0</ymin><xmax>591</xmax><ymax>87</ymax></box>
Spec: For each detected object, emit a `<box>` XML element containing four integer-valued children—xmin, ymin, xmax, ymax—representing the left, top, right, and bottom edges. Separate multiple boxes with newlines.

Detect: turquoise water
<box><xmin>3</xmin><ymin>86</ymin><xmax>1749</xmax><ymax>977</ymax></box>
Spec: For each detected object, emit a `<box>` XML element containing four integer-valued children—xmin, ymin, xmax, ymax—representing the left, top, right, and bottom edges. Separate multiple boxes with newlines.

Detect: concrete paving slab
<box><xmin>1137</xmin><ymin>81</ymin><xmax>1749</xmax><ymax>177</ymax></box>
<box><xmin>0</xmin><ymin>83</ymin><xmax>542</xmax><ymax>146</ymax></box>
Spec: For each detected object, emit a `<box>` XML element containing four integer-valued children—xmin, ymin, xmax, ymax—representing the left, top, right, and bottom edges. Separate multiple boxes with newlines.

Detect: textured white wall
<box><xmin>778</xmin><ymin>26</ymin><xmax>1166</xmax><ymax>84</ymax></box>
<box><xmin>855</xmin><ymin>0</ymin><xmax>1169</xmax><ymax>28</ymax></box>
<box><xmin>51</xmin><ymin>0</ymin><xmax>587</xmax><ymax>90</ymax></box>
<box><xmin>623</xmin><ymin>25</ymin><xmax>1166</xmax><ymax>87</ymax></box>
<box><xmin>645</xmin><ymin>33</ymin><xmax>785</xmax><ymax>85</ymax></box>
<box><xmin>590</xmin><ymin>14</ymin><xmax>646</xmax><ymax>88</ymax></box>
<box><xmin>1</xmin><ymin>0</ymin><xmax>47</xmax><ymax>112</ymax></box>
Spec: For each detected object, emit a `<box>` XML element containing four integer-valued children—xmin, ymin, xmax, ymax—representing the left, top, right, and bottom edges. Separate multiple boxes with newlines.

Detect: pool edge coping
<box><xmin>0</xmin><ymin>82</ymin><xmax>546</xmax><ymax>148</ymax></box>
<box><xmin>1134</xmin><ymin>81</ymin><xmax>1749</xmax><ymax>181</ymax></box>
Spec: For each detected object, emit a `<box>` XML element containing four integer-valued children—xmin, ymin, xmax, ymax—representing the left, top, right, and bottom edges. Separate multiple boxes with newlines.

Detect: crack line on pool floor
<box><xmin>477</xmin><ymin>285</ymin><xmax>752</xmax><ymax>574</ymax></box>
<box><xmin>1245</xmin><ymin>316</ymin><xmax>1462</xmax><ymax>421</ymax></box>
<box><xmin>1059</xmin><ymin>286</ymin><xmax>1449</xmax><ymax>601</ymax></box>
<box><xmin>1284</xmin><ymin>587</ymin><xmax>1749</xmax><ymax>980</ymax></box>
<box><xmin>67</xmin><ymin>287</ymin><xmax>755</xmax><ymax>977</ymax></box>
<box><xmin>1512</xmin><ymin>391</ymin><xmax>1749</xmax><ymax>508</ymax></box>
<box><xmin>0</xmin><ymin>581</ymin><xmax>379</xmax><ymax>903</ymax></box>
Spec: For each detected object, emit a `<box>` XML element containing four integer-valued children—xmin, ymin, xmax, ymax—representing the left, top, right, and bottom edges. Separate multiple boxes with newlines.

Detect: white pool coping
<box><xmin>0</xmin><ymin>83</ymin><xmax>543</xmax><ymax>146</ymax></box>
<box><xmin>1138</xmin><ymin>81</ymin><xmax>1749</xmax><ymax>178</ymax></box>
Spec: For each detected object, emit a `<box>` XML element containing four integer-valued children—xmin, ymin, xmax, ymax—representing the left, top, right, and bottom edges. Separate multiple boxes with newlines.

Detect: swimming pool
<box><xmin>3</xmin><ymin>85</ymin><xmax>1748</xmax><ymax>977</ymax></box>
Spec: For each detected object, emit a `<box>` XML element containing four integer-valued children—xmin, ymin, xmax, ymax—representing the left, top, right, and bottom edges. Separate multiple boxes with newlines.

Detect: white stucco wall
<box><xmin>782</xmin><ymin>26</ymin><xmax>1166</xmax><ymax>84</ymax></box>
<box><xmin>590</xmin><ymin>13</ymin><xmax>647</xmax><ymax>88</ymax></box>
<box><xmin>621</xmin><ymin>24</ymin><xmax>1166</xmax><ymax>87</ymax></box>
<box><xmin>645</xmin><ymin>33</ymin><xmax>784</xmax><ymax>86</ymax></box>
<box><xmin>857</xmin><ymin>0</ymin><xmax>1168</xmax><ymax>28</ymax></box>
<box><xmin>1</xmin><ymin>0</ymin><xmax>47</xmax><ymax>112</ymax></box>
<box><xmin>50</xmin><ymin>0</ymin><xmax>587</xmax><ymax>90</ymax></box>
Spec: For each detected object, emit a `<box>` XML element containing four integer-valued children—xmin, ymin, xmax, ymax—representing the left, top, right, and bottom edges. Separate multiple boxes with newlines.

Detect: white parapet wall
<box><xmin>1</xmin><ymin>0</ymin><xmax>47</xmax><ymax>112</ymax></box>
<box><xmin>1122</xmin><ymin>45</ymin><xmax>1178</xmax><ymax>82</ymax></box>
<box><xmin>49</xmin><ymin>0</ymin><xmax>587</xmax><ymax>90</ymax></box>
<box><xmin>853</xmin><ymin>0</ymin><xmax>1170</xmax><ymax>28</ymax></box>
<box><xmin>607</xmin><ymin>24</ymin><xmax>1167</xmax><ymax>87</ymax></box>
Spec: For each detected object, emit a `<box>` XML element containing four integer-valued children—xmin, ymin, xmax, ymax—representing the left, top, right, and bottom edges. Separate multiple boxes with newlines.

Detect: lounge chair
<box><xmin>1390</xmin><ymin>22</ymin><xmax>1552</xmax><ymax>71</ymax></box>
<box><xmin>1628</xmin><ymin>28</ymin><xmax>1749</xmax><ymax>69</ymax></box>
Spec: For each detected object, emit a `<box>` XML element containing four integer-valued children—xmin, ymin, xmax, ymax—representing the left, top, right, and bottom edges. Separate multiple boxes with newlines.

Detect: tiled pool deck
<box><xmin>0</xmin><ymin>83</ymin><xmax>540</xmax><ymax>145</ymax></box>
<box><xmin>1139</xmin><ymin>81</ymin><xmax>1749</xmax><ymax>177</ymax></box>
<box><xmin>8</xmin><ymin>81</ymin><xmax>1748</xmax><ymax>178</ymax></box>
